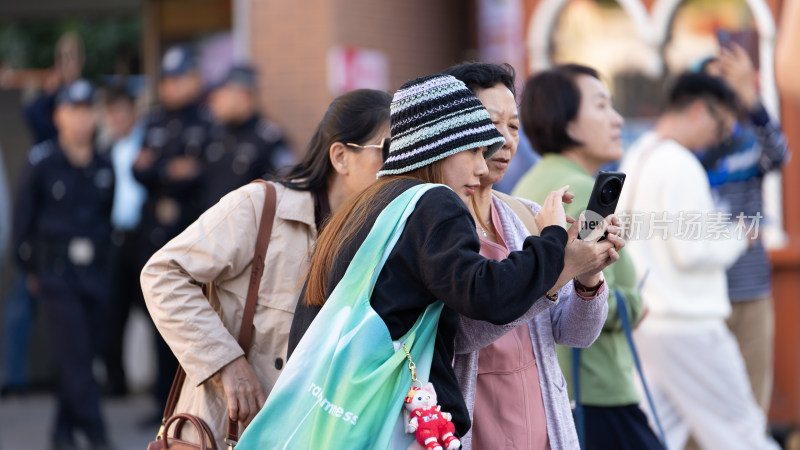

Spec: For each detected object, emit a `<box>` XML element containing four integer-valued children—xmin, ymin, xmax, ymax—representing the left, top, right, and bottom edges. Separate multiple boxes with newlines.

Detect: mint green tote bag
<box><xmin>236</xmin><ymin>183</ymin><xmax>444</xmax><ymax>450</ymax></box>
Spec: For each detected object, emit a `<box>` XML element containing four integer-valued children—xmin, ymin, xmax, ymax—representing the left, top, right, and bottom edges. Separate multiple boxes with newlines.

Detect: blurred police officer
<box><xmin>101</xmin><ymin>83</ymin><xmax>147</xmax><ymax>398</ymax></box>
<box><xmin>132</xmin><ymin>44</ymin><xmax>210</xmax><ymax>419</ymax></box>
<box><xmin>13</xmin><ymin>79</ymin><xmax>115</xmax><ymax>450</ymax></box>
<box><xmin>3</xmin><ymin>33</ymin><xmax>86</xmax><ymax>400</ymax></box>
<box><xmin>201</xmin><ymin>64</ymin><xmax>291</xmax><ymax>208</ymax></box>
<box><xmin>134</xmin><ymin>45</ymin><xmax>209</xmax><ymax>257</ymax></box>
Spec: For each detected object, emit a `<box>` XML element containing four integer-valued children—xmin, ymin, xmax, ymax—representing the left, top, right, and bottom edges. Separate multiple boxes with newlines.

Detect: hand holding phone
<box><xmin>716</xmin><ymin>28</ymin><xmax>760</xmax><ymax>70</ymax></box>
<box><xmin>579</xmin><ymin>171</ymin><xmax>626</xmax><ymax>240</ymax></box>
<box><xmin>716</xmin><ymin>29</ymin><xmax>732</xmax><ymax>50</ymax></box>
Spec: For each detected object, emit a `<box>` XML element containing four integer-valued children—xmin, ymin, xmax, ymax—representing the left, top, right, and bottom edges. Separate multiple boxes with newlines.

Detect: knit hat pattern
<box><xmin>377</xmin><ymin>74</ymin><xmax>505</xmax><ymax>177</ymax></box>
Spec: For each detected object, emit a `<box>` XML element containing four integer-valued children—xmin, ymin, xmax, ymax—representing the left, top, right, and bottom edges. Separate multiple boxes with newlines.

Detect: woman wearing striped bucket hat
<box><xmin>246</xmin><ymin>73</ymin><xmax>620</xmax><ymax>449</ymax></box>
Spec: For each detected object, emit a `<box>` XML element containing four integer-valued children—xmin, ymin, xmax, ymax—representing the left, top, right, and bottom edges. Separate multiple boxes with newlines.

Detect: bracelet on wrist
<box><xmin>574</xmin><ymin>277</ymin><xmax>604</xmax><ymax>294</ymax></box>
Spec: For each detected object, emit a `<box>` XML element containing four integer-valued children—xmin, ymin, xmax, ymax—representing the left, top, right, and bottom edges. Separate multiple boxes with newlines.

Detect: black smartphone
<box><xmin>579</xmin><ymin>171</ymin><xmax>626</xmax><ymax>240</ymax></box>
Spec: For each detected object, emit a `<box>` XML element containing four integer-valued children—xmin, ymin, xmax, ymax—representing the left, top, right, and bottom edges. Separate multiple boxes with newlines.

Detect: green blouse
<box><xmin>513</xmin><ymin>154</ymin><xmax>643</xmax><ymax>406</ymax></box>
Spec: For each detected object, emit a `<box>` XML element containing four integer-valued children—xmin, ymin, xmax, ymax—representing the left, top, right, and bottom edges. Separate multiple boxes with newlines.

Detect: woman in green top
<box><xmin>513</xmin><ymin>64</ymin><xmax>661</xmax><ymax>449</ymax></box>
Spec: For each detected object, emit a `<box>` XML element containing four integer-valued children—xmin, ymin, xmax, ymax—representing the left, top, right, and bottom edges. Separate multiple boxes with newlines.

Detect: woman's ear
<box><xmin>329</xmin><ymin>142</ymin><xmax>349</xmax><ymax>176</ymax></box>
<box><xmin>566</xmin><ymin>120</ymin><xmax>578</xmax><ymax>142</ymax></box>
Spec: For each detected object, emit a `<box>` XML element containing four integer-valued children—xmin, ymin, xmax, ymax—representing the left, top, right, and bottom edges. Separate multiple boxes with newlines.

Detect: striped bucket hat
<box><xmin>377</xmin><ymin>74</ymin><xmax>505</xmax><ymax>177</ymax></box>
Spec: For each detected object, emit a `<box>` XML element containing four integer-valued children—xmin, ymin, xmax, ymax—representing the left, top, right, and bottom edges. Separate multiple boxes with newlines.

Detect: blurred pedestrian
<box><xmin>443</xmin><ymin>62</ymin><xmax>620</xmax><ymax>450</ymax></box>
<box><xmin>617</xmin><ymin>72</ymin><xmax>779</xmax><ymax>450</ymax></box>
<box><xmin>100</xmin><ymin>83</ymin><xmax>147</xmax><ymax>398</ymax></box>
<box><xmin>202</xmin><ymin>64</ymin><xmax>291</xmax><ymax>209</ymax></box>
<box><xmin>133</xmin><ymin>44</ymin><xmax>211</xmax><ymax>418</ymax></box>
<box><xmin>134</xmin><ymin>44</ymin><xmax>209</xmax><ymax>254</ymax></box>
<box><xmin>699</xmin><ymin>45</ymin><xmax>789</xmax><ymax>416</ymax></box>
<box><xmin>13</xmin><ymin>79</ymin><xmax>115</xmax><ymax>450</ymax></box>
<box><xmin>3</xmin><ymin>32</ymin><xmax>86</xmax><ymax>397</ymax></box>
<box><xmin>512</xmin><ymin>63</ymin><xmax>661</xmax><ymax>450</ymax></box>
<box><xmin>140</xmin><ymin>89</ymin><xmax>391</xmax><ymax>447</ymax></box>
<box><xmin>0</xmin><ymin>149</ymin><xmax>22</xmax><ymax>396</ymax></box>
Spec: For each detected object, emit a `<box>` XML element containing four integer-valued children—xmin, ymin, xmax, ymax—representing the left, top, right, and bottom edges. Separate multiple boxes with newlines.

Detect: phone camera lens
<box><xmin>600</xmin><ymin>178</ymin><xmax>623</xmax><ymax>206</ymax></box>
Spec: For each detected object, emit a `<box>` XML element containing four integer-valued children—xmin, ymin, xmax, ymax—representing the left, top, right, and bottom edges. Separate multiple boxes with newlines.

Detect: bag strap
<box><xmin>615</xmin><ymin>289</ymin><xmax>668</xmax><ymax>448</ymax></box>
<box><xmin>571</xmin><ymin>347</ymin><xmax>585</xmax><ymax>449</ymax></box>
<box><xmin>159</xmin><ymin>180</ymin><xmax>278</xmax><ymax>448</ymax></box>
<box><xmin>237</xmin><ymin>180</ymin><xmax>276</xmax><ymax>354</ymax></box>
<box><xmin>492</xmin><ymin>190</ymin><xmax>540</xmax><ymax>236</ymax></box>
<box><xmin>225</xmin><ymin>180</ymin><xmax>277</xmax><ymax>445</ymax></box>
<box><xmin>161</xmin><ymin>366</ymin><xmax>187</xmax><ymax>424</ymax></box>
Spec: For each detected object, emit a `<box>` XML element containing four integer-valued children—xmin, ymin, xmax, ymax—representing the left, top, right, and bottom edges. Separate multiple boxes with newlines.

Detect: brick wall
<box><xmin>250</xmin><ymin>0</ymin><xmax>470</xmax><ymax>156</ymax></box>
<box><xmin>249</xmin><ymin>0</ymin><xmax>333</xmax><ymax>155</ymax></box>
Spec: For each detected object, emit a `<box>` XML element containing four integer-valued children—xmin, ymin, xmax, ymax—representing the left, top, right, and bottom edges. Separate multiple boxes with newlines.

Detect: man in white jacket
<box><xmin>618</xmin><ymin>72</ymin><xmax>779</xmax><ymax>450</ymax></box>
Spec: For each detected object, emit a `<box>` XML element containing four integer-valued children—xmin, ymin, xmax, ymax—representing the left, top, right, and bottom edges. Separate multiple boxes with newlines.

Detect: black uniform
<box><xmin>13</xmin><ymin>139</ymin><xmax>115</xmax><ymax>443</ymax></box>
<box><xmin>200</xmin><ymin>114</ymin><xmax>288</xmax><ymax>209</ymax></box>
<box><xmin>133</xmin><ymin>101</ymin><xmax>211</xmax><ymax>412</ymax></box>
<box><xmin>134</xmin><ymin>102</ymin><xmax>211</xmax><ymax>262</ymax></box>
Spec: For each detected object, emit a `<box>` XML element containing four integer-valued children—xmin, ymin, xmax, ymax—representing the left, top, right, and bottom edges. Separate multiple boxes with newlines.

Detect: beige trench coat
<box><xmin>141</xmin><ymin>181</ymin><xmax>317</xmax><ymax>448</ymax></box>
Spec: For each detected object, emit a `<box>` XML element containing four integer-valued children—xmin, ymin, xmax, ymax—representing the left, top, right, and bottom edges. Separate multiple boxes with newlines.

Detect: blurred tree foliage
<box><xmin>0</xmin><ymin>16</ymin><xmax>141</xmax><ymax>80</ymax></box>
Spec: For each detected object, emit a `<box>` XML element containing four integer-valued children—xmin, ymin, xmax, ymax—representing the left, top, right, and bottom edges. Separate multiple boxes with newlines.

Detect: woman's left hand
<box><xmin>219</xmin><ymin>356</ymin><xmax>267</xmax><ymax>426</ymax></box>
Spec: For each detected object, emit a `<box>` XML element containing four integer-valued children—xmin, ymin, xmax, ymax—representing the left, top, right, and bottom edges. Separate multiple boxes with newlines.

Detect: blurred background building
<box><xmin>1</xmin><ymin>0</ymin><xmax>800</xmax><ymax>445</ymax></box>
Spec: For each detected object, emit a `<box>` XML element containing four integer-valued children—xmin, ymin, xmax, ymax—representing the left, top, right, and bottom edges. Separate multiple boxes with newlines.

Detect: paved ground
<box><xmin>4</xmin><ymin>392</ymin><xmax>800</xmax><ymax>449</ymax></box>
<box><xmin>0</xmin><ymin>393</ymin><xmax>159</xmax><ymax>450</ymax></box>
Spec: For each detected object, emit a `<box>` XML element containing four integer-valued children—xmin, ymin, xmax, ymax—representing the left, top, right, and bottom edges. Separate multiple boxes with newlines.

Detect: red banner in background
<box><xmin>327</xmin><ymin>46</ymin><xmax>389</xmax><ymax>96</ymax></box>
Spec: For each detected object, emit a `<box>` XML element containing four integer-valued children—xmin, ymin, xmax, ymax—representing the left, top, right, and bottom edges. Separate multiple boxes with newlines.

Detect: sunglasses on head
<box><xmin>345</xmin><ymin>137</ymin><xmax>391</xmax><ymax>162</ymax></box>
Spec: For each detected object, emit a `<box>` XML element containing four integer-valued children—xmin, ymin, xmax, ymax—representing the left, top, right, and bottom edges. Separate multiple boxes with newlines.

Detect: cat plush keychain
<box><xmin>402</xmin><ymin>345</ymin><xmax>461</xmax><ymax>450</ymax></box>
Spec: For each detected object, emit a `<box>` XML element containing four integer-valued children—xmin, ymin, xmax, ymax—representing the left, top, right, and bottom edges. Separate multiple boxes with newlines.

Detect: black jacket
<box><xmin>133</xmin><ymin>103</ymin><xmax>212</xmax><ymax>256</ymax></box>
<box><xmin>13</xmin><ymin>139</ymin><xmax>115</xmax><ymax>273</ymax></box>
<box><xmin>200</xmin><ymin>114</ymin><xmax>289</xmax><ymax>210</ymax></box>
<box><xmin>288</xmin><ymin>178</ymin><xmax>567</xmax><ymax>437</ymax></box>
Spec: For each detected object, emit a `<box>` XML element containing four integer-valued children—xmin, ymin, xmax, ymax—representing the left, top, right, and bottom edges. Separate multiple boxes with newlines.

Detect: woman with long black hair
<box><xmin>140</xmin><ymin>88</ymin><xmax>392</xmax><ymax>448</ymax></box>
